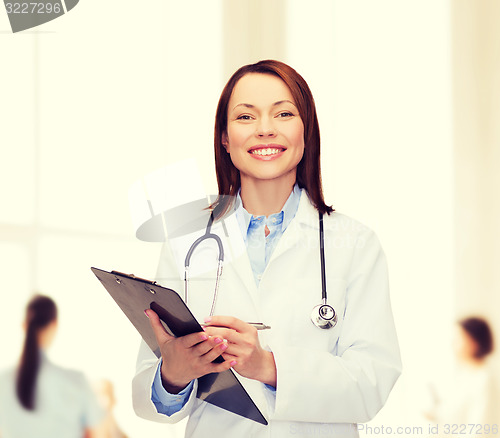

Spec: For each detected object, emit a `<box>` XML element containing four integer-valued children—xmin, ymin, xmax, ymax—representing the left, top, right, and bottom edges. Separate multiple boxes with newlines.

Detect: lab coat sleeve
<box><xmin>132</xmin><ymin>338</ymin><xmax>199</xmax><ymax>423</ymax></box>
<box><xmin>269</xmin><ymin>229</ymin><xmax>402</xmax><ymax>423</ymax></box>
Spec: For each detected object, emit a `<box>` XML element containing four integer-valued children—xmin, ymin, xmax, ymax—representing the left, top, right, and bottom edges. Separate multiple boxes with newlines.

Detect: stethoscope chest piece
<box><xmin>311</xmin><ymin>303</ymin><xmax>337</xmax><ymax>330</ymax></box>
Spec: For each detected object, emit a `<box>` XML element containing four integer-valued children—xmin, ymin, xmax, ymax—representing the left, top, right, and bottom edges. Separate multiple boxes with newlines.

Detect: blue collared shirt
<box><xmin>235</xmin><ymin>185</ymin><xmax>301</xmax><ymax>286</ymax></box>
<box><xmin>151</xmin><ymin>185</ymin><xmax>302</xmax><ymax>415</ymax></box>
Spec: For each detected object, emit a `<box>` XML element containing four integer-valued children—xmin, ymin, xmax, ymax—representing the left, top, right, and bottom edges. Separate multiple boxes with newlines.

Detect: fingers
<box><xmin>203</xmin><ymin>326</ymin><xmax>239</xmax><ymax>344</ymax></box>
<box><xmin>146</xmin><ymin>309</ymin><xmax>210</xmax><ymax>348</ymax></box>
<box><xmin>180</xmin><ymin>332</ymin><xmax>211</xmax><ymax>349</ymax></box>
<box><xmin>204</xmin><ymin>315</ymin><xmax>252</xmax><ymax>334</ymax></box>
<box><xmin>202</xmin><ymin>326</ymin><xmax>251</xmax><ymax>363</ymax></box>
<box><xmin>200</xmin><ymin>340</ymin><xmax>229</xmax><ymax>364</ymax></box>
<box><xmin>192</xmin><ymin>335</ymin><xmax>226</xmax><ymax>357</ymax></box>
<box><xmin>146</xmin><ymin>309</ymin><xmax>238</xmax><ymax>384</ymax></box>
<box><xmin>182</xmin><ymin>337</ymin><xmax>233</xmax><ymax>377</ymax></box>
<box><xmin>211</xmin><ymin>358</ymin><xmax>235</xmax><ymax>374</ymax></box>
<box><xmin>203</xmin><ymin>316</ymin><xmax>258</xmax><ymax>346</ymax></box>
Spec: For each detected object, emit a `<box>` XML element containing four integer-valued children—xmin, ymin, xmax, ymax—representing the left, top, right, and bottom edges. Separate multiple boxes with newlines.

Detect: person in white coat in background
<box><xmin>132</xmin><ymin>59</ymin><xmax>402</xmax><ymax>438</ymax></box>
<box><xmin>425</xmin><ymin>317</ymin><xmax>497</xmax><ymax>437</ymax></box>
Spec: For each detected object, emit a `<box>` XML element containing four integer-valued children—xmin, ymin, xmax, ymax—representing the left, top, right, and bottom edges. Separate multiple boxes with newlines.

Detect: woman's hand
<box><xmin>145</xmin><ymin>309</ymin><xmax>233</xmax><ymax>394</ymax></box>
<box><xmin>202</xmin><ymin>316</ymin><xmax>277</xmax><ymax>387</ymax></box>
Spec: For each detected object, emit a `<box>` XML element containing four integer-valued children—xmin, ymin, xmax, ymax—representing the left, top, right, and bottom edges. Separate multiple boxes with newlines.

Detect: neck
<box><xmin>460</xmin><ymin>356</ymin><xmax>486</xmax><ymax>368</ymax></box>
<box><xmin>240</xmin><ymin>175</ymin><xmax>296</xmax><ymax>217</ymax></box>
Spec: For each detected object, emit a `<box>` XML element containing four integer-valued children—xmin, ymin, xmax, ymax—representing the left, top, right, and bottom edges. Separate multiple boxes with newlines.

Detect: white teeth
<box><xmin>250</xmin><ymin>148</ymin><xmax>282</xmax><ymax>156</ymax></box>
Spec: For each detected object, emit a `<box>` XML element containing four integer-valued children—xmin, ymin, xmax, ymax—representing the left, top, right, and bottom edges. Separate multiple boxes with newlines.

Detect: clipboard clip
<box><xmin>111</xmin><ymin>271</ymin><xmax>157</xmax><ymax>285</ymax></box>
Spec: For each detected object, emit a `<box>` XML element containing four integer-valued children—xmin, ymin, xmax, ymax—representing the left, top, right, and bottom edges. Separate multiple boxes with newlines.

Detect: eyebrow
<box><xmin>231</xmin><ymin>100</ymin><xmax>297</xmax><ymax>112</ymax></box>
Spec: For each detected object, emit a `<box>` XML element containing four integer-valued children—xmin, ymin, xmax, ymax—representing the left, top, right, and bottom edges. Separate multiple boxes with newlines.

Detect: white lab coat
<box><xmin>133</xmin><ymin>192</ymin><xmax>401</xmax><ymax>438</ymax></box>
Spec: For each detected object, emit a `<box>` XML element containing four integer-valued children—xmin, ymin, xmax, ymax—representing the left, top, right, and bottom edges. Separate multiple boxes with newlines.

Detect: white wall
<box><xmin>452</xmin><ymin>0</ymin><xmax>500</xmax><ymax>398</ymax></box>
<box><xmin>1</xmin><ymin>2</ymin><xmax>222</xmax><ymax>437</ymax></box>
<box><xmin>285</xmin><ymin>0</ymin><xmax>454</xmax><ymax>427</ymax></box>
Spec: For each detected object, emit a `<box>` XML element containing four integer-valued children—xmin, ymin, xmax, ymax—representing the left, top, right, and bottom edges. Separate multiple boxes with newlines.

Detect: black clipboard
<box><xmin>91</xmin><ymin>267</ymin><xmax>268</xmax><ymax>426</ymax></box>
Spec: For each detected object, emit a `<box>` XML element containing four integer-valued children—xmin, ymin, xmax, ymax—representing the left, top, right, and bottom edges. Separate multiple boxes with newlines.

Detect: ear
<box><xmin>222</xmin><ymin>132</ymin><xmax>229</xmax><ymax>152</ymax></box>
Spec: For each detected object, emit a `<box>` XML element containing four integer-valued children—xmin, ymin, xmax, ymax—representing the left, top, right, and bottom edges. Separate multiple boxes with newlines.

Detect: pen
<box><xmin>200</xmin><ymin>322</ymin><xmax>271</xmax><ymax>331</ymax></box>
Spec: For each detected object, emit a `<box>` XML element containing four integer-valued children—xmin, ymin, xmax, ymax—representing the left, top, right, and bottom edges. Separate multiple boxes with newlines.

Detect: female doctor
<box><xmin>133</xmin><ymin>60</ymin><xmax>402</xmax><ymax>437</ymax></box>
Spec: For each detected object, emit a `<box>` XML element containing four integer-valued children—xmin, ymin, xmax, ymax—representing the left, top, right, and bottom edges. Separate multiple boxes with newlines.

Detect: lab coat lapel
<box><xmin>220</xmin><ymin>214</ymin><xmax>260</xmax><ymax>308</ymax></box>
<box><xmin>267</xmin><ymin>192</ymin><xmax>319</xmax><ymax>265</ymax></box>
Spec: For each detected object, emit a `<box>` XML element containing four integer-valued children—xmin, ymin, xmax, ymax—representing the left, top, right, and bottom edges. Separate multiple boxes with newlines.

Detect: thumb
<box><xmin>145</xmin><ymin>309</ymin><xmax>174</xmax><ymax>344</ymax></box>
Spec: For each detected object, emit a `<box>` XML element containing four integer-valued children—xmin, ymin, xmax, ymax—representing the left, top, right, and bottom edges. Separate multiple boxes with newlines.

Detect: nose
<box><xmin>255</xmin><ymin>117</ymin><xmax>277</xmax><ymax>137</ymax></box>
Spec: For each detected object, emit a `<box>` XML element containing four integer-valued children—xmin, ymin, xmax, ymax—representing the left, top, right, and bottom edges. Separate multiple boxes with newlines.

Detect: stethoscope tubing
<box><xmin>184</xmin><ymin>212</ymin><xmax>224</xmax><ymax>316</ymax></box>
<box><xmin>183</xmin><ymin>207</ymin><xmax>336</xmax><ymax>328</ymax></box>
<box><xmin>319</xmin><ymin>212</ymin><xmax>327</xmax><ymax>304</ymax></box>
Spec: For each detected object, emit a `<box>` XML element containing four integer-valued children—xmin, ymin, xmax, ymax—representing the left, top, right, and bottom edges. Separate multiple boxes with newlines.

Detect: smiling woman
<box><xmin>132</xmin><ymin>60</ymin><xmax>401</xmax><ymax>438</ymax></box>
<box><xmin>212</xmin><ymin>60</ymin><xmax>332</xmax><ymax>219</ymax></box>
<box><xmin>223</xmin><ymin>73</ymin><xmax>305</xmax><ymax>214</ymax></box>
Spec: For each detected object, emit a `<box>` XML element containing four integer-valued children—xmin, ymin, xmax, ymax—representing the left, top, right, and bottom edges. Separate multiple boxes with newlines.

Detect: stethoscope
<box><xmin>183</xmin><ymin>210</ymin><xmax>337</xmax><ymax>329</ymax></box>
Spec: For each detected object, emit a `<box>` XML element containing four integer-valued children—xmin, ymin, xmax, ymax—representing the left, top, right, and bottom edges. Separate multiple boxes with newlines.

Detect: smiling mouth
<box><xmin>249</xmin><ymin>147</ymin><xmax>286</xmax><ymax>156</ymax></box>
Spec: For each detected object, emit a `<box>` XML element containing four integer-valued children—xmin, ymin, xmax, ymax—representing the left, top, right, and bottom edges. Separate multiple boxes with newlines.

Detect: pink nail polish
<box><xmin>144</xmin><ymin>310</ymin><xmax>150</xmax><ymax>318</ymax></box>
<box><xmin>214</xmin><ymin>337</ymin><xmax>222</xmax><ymax>344</ymax></box>
<box><xmin>200</xmin><ymin>334</ymin><xmax>208</xmax><ymax>341</ymax></box>
<box><xmin>220</xmin><ymin>343</ymin><xmax>227</xmax><ymax>351</ymax></box>
<box><xmin>230</xmin><ymin>360</ymin><xmax>237</xmax><ymax>366</ymax></box>
<box><xmin>204</xmin><ymin>317</ymin><xmax>212</xmax><ymax>323</ymax></box>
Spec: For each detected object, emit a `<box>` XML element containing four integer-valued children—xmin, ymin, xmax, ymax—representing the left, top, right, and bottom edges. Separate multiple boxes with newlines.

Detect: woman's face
<box><xmin>453</xmin><ymin>325</ymin><xmax>478</xmax><ymax>361</ymax></box>
<box><xmin>223</xmin><ymin>73</ymin><xmax>305</xmax><ymax>187</ymax></box>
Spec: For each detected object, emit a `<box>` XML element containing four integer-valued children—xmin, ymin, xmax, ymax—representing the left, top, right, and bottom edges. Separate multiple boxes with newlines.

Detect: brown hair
<box><xmin>460</xmin><ymin>317</ymin><xmax>494</xmax><ymax>360</ymax></box>
<box><xmin>211</xmin><ymin>60</ymin><xmax>333</xmax><ymax>218</ymax></box>
<box><xmin>16</xmin><ymin>295</ymin><xmax>57</xmax><ymax>410</ymax></box>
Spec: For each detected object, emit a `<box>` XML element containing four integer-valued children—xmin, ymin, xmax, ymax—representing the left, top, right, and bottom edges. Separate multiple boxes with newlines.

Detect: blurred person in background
<box><xmin>93</xmin><ymin>379</ymin><xmax>129</xmax><ymax>438</ymax></box>
<box><xmin>0</xmin><ymin>294</ymin><xmax>103</xmax><ymax>438</ymax></box>
<box><xmin>426</xmin><ymin>317</ymin><xmax>497</xmax><ymax>434</ymax></box>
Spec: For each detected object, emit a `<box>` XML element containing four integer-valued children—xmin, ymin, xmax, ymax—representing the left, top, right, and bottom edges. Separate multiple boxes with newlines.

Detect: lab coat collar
<box><xmin>259</xmin><ymin>190</ymin><xmax>323</xmax><ymax>272</ymax></box>
<box><xmin>293</xmin><ymin>189</ymin><xmax>342</xmax><ymax>232</ymax></box>
<box><xmin>293</xmin><ymin>189</ymin><xmax>324</xmax><ymax>229</ymax></box>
